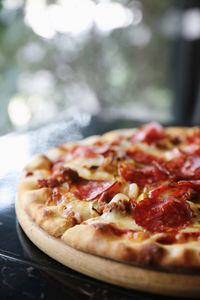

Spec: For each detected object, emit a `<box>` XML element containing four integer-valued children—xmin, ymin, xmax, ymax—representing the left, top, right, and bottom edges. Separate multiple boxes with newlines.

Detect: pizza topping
<box><xmin>185</xmin><ymin>144</ymin><xmax>200</xmax><ymax>156</ymax></box>
<box><xmin>181</xmin><ymin>156</ymin><xmax>200</xmax><ymax>179</ymax></box>
<box><xmin>26</xmin><ymin>171</ymin><xmax>33</xmax><ymax>177</ymax></box>
<box><xmin>149</xmin><ymin>181</ymin><xmax>200</xmax><ymax>203</ymax></box>
<box><xmin>131</xmin><ymin>122</ymin><xmax>165</xmax><ymax>144</ymax></box>
<box><xmin>92</xmin><ymin>184</ymin><xmax>121</xmax><ymax>214</ymax></box>
<box><xmin>134</xmin><ymin>184</ymin><xmax>193</xmax><ymax>233</ymax></box>
<box><xmin>110</xmin><ymin>193</ymin><xmax>129</xmax><ymax>203</ymax></box>
<box><xmin>72</xmin><ymin>179</ymin><xmax>118</xmax><ymax>201</ymax></box>
<box><xmin>128</xmin><ymin>183</ymin><xmax>139</xmax><ymax>199</ymax></box>
<box><xmin>177</xmin><ymin>180</ymin><xmax>200</xmax><ymax>190</ymax></box>
<box><xmin>180</xmin><ymin>231</ymin><xmax>200</xmax><ymax>242</ymax></box>
<box><xmin>96</xmin><ymin>192</ymin><xmax>111</xmax><ymax>214</ymax></box>
<box><xmin>98</xmin><ymin>224</ymin><xmax>150</xmax><ymax>241</ymax></box>
<box><xmin>101</xmin><ymin>223</ymin><xmax>136</xmax><ymax>237</ymax></box>
<box><xmin>156</xmin><ymin>230</ymin><xmax>200</xmax><ymax>244</ymax></box>
<box><xmin>126</xmin><ymin>148</ymin><xmax>161</xmax><ymax>165</ymax></box>
<box><xmin>38</xmin><ymin>178</ymin><xmax>60</xmax><ymax>188</ymax></box>
<box><xmin>38</xmin><ymin>167</ymin><xmax>80</xmax><ymax>188</ymax></box>
<box><xmin>70</xmin><ymin>144</ymin><xmax>111</xmax><ymax>159</ymax></box>
<box><xmin>153</xmin><ymin>153</ymin><xmax>200</xmax><ymax>181</ymax></box>
<box><xmin>156</xmin><ymin>231</ymin><xmax>200</xmax><ymax>244</ymax></box>
<box><xmin>63</xmin><ymin>210</ymin><xmax>79</xmax><ymax>226</ymax></box>
<box><xmin>92</xmin><ymin>199</ymin><xmax>100</xmax><ymax>214</ymax></box>
<box><xmin>103</xmin><ymin>197</ymin><xmax>132</xmax><ymax>215</ymax></box>
<box><xmin>156</xmin><ymin>234</ymin><xmax>177</xmax><ymax>245</ymax></box>
<box><xmin>120</xmin><ymin>163</ymin><xmax>167</xmax><ymax>187</ymax></box>
<box><xmin>148</xmin><ymin>184</ymin><xmax>170</xmax><ymax>198</ymax></box>
<box><xmin>124</xmin><ymin>148</ymin><xmax>171</xmax><ymax>186</ymax></box>
<box><xmin>50</xmin><ymin>187</ymin><xmax>62</xmax><ymax>204</ymax></box>
<box><xmin>54</xmin><ymin>167</ymin><xmax>80</xmax><ymax>182</ymax></box>
<box><xmin>156</xmin><ymin>153</ymin><xmax>185</xmax><ymax>180</ymax></box>
<box><xmin>186</xmin><ymin>127</ymin><xmax>200</xmax><ymax>144</ymax></box>
<box><xmin>148</xmin><ymin>182</ymin><xmax>192</xmax><ymax>199</ymax></box>
<box><xmin>82</xmin><ymin>155</ymin><xmax>105</xmax><ymax>169</ymax></box>
<box><xmin>111</xmin><ymin>227</ymin><xmax>136</xmax><ymax>236</ymax></box>
<box><xmin>135</xmin><ymin>196</ymin><xmax>193</xmax><ymax>233</ymax></box>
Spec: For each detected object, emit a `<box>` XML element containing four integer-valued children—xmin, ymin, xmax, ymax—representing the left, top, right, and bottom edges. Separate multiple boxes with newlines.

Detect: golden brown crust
<box><xmin>24</xmin><ymin>154</ymin><xmax>52</xmax><ymax>172</ymax></box>
<box><xmin>62</xmin><ymin>222</ymin><xmax>200</xmax><ymax>270</ymax></box>
<box><xmin>17</xmin><ymin>141</ymin><xmax>100</xmax><ymax>237</ymax></box>
<box><xmin>17</xmin><ymin>126</ymin><xmax>200</xmax><ymax>274</ymax></box>
<box><xmin>18</xmin><ymin>182</ymin><xmax>72</xmax><ymax>237</ymax></box>
<box><xmin>16</xmin><ymin>199</ymin><xmax>200</xmax><ymax>298</ymax></box>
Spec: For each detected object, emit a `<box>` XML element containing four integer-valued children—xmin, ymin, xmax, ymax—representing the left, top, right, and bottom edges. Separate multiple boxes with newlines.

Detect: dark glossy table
<box><xmin>0</xmin><ymin>114</ymin><xmax>184</xmax><ymax>300</ymax></box>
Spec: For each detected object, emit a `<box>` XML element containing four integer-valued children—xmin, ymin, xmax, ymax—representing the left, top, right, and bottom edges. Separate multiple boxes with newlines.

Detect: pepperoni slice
<box><xmin>156</xmin><ymin>234</ymin><xmax>177</xmax><ymax>245</ymax></box>
<box><xmin>157</xmin><ymin>231</ymin><xmax>200</xmax><ymax>244</ymax></box>
<box><xmin>180</xmin><ymin>231</ymin><xmax>200</xmax><ymax>242</ymax></box>
<box><xmin>148</xmin><ymin>184</ymin><xmax>170</xmax><ymax>198</ymax></box>
<box><xmin>186</xmin><ymin>144</ymin><xmax>200</xmax><ymax>156</ymax></box>
<box><xmin>184</xmin><ymin>129</ymin><xmax>200</xmax><ymax>155</ymax></box>
<box><xmin>163</xmin><ymin>154</ymin><xmax>185</xmax><ymax>178</ymax></box>
<box><xmin>55</xmin><ymin>144</ymin><xmax>111</xmax><ymax>165</ymax></box>
<box><xmin>120</xmin><ymin>164</ymin><xmax>167</xmax><ymax>187</ymax></box>
<box><xmin>153</xmin><ymin>152</ymin><xmax>200</xmax><ymax>181</ymax></box>
<box><xmin>126</xmin><ymin>148</ymin><xmax>162</xmax><ymax>165</ymax></box>
<box><xmin>159</xmin><ymin>155</ymin><xmax>200</xmax><ymax>181</ymax></box>
<box><xmin>186</xmin><ymin>128</ymin><xmax>200</xmax><ymax>144</ymax></box>
<box><xmin>149</xmin><ymin>182</ymin><xmax>191</xmax><ymax>199</ymax></box>
<box><xmin>178</xmin><ymin>179</ymin><xmax>200</xmax><ymax>190</ymax></box>
<box><xmin>181</xmin><ymin>156</ymin><xmax>200</xmax><ymax>179</ymax></box>
<box><xmin>149</xmin><ymin>181</ymin><xmax>200</xmax><ymax>202</ymax></box>
<box><xmin>71</xmin><ymin>146</ymin><xmax>94</xmax><ymax>158</ymax></box>
<box><xmin>134</xmin><ymin>188</ymin><xmax>193</xmax><ymax>233</ymax></box>
<box><xmin>131</xmin><ymin>122</ymin><xmax>165</xmax><ymax>144</ymax></box>
<box><xmin>71</xmin><ymin>144</ymin><xmax>111</xmax><ymax>159</ymax></box>
<box><xmin>72</xmin><ymin>180</ymin><xmax>118</xmax><ymax>201</ymax></box>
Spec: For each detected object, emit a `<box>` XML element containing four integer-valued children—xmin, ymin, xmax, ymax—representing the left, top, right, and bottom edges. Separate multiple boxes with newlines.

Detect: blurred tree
<box><xmin>0</xmin><ymin>0</ymin><xmax>173</xmax><ymax>135</ymax></box>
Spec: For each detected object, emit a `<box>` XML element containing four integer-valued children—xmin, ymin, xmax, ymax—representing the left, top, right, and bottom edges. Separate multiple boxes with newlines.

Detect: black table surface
<box><xmin>0</xmin><ymin>114</ymin><xmax>187</xmax><ymax>300</ymax></box>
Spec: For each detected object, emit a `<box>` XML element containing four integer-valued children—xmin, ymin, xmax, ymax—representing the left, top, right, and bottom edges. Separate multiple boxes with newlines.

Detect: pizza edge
<box><xmin>62</xmin><ymin>221</ymin><xmax>200</xmax><ymax>270</ymax></box>
<box><xmin>15</xmin><ymin>198</ymin><xmax>200</xmax><ymax>298</ymax></box>
<box><xmin>17</xmin><ymin>181</ymin><xmax>74</xmax><ymax>237</ymax></box>
<box><xmin>17</xmin><ymin>126</ymin><xmax>200</xmax><ymax>270</ymax></box>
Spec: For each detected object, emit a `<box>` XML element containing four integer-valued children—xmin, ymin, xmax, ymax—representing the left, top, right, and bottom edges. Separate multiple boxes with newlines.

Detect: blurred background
<box><xmin>0</xmin><ymin>0</ymin><xmax>200</xmax><ymax>136</ymax></box>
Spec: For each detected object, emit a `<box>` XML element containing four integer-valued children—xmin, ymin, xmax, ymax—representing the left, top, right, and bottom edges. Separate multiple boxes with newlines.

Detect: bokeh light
<box><xmin>8</xmin><ymin>96</ymin><xmax>31</xmax><ymax>127</ymax></box>
<box><xmin>24</xmin><ymin>0</ymin><xmax>135</xmax><ymax>38</ymax></box>
<box><xmin>0</xmin><ymin>0</ymin><xmax>175</xmax><ymax>135</ymax></box>
<box><xmin>94</xmin><ymin>2</ymin><xmax>133</xmax><ymax>31</ymax></box>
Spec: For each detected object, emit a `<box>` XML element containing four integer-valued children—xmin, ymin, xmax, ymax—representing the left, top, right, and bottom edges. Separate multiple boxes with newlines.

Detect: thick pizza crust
<box><xmin>17</xmin><ymin>145</ymin><xmax>100</xmax><ymax>237</ymax></box>
<box><xmin>62</xmin><ymin>221</ymin><xmax>200</xmax><ymax>270</ymax></box>
<box><xmin>18</xmin><ymin>185</ymin><xmax>72</xmax><ymax>237</ymax></box>
<box><xmin>17</xmin><ymin>126</ymin><xmax>200</xmax><ymax>295</ymax></box>
<box><xmin>16</xmin><ymin>198</ymin><xmax>200</xmax><ymax>298</ymax></box>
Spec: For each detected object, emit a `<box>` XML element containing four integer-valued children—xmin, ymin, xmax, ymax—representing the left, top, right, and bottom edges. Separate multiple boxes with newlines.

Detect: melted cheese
<box><xmin>135</xmin><ymin>143</ymin><xmax>178</xmax><ymax>160</ymax></box>
<box><xmin>46</xmin><ymin>127</ymin><xmax>200</xmax><ymax>240</ymax></box>
<box><xmin>85</xmin><ymin>206</ymin><xmax>143</xmax><ymax>231</ymax></box>
<box><xmin>63</xmin><ymin>162</ymin><xmax>113</xmax><ymax>181</ymax></box>
<box><xmin>60</xmin><ymin>195</ymin><xmax>98</xmax><ymax>222</ymax></box>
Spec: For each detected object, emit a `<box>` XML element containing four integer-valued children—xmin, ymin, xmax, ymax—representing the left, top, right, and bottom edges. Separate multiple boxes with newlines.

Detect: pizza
<box><xmin>16</xmin><ymin>122</ymin><xmax>200</xmax><ymax>296</ymax></box>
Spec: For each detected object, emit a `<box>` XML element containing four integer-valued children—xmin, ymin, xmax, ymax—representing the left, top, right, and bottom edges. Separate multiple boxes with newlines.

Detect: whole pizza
<box><xmin>16</xmin><ymin>122</ymin><xmax>200</xmax><ymax>297</ymax></box>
